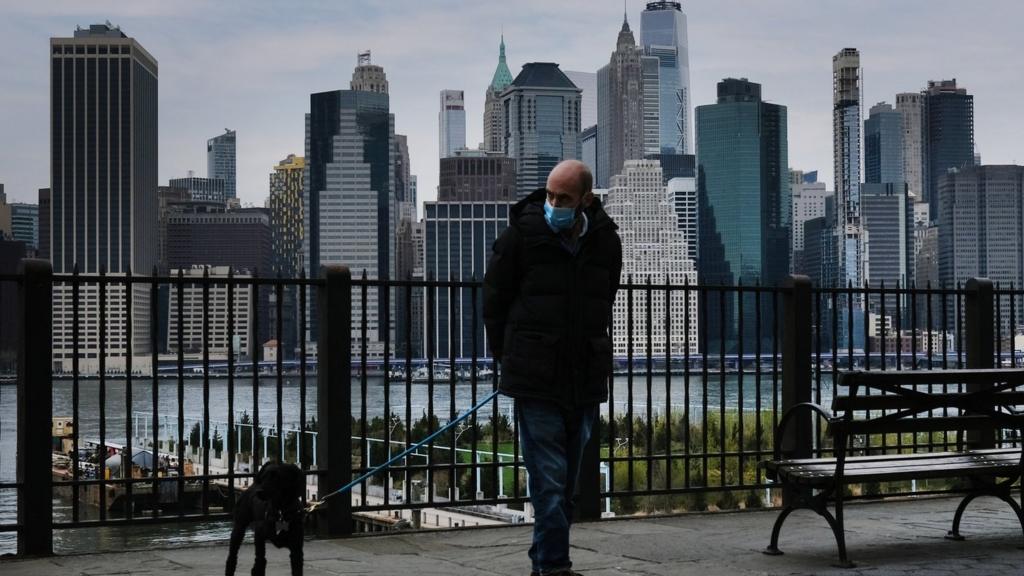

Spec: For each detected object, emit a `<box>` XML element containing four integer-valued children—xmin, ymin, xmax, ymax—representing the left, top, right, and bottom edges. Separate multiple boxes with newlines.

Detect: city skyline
<box><xmin>0</xmin><ymin>1</ymin><xmax>1021</xmax><ymax>211</ymax></box>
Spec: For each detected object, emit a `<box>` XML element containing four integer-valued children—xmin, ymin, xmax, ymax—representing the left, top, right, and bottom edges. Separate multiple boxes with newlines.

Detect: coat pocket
<box><xmin>503</xmin><ymin>330</ymin><xmax>560</xmax><ymax>391</ymax></box>
<box><xmin>585</xmin><ymin>335</ymin><xmax>613</xmax><ymax>392</ymax></box>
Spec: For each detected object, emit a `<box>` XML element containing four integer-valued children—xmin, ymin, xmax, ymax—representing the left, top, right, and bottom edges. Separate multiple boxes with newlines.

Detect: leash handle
<box><xmin>308</xmin><ymin>389</ymin><xmax>502</xmax><ymax>511</ymax></box>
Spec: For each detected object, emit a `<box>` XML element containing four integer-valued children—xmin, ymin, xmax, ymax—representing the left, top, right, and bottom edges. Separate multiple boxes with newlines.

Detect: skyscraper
<box><xmin>666</xmin><ymin>175</ymin><xmax>698</xmax><ymax>263</ymax></box>
<box><xmin>861</xmin><ymin>182</ymin><xmax>913</xmax><ymax>288</ymax></box>
<box><xmin>207</xmin><ymin>129</ymin><xmax>236</xmax><ymax>199</ymax></box>
<box><xmin>37</xmin><ymin>188</ymin><xmax>50</xmax><ymax>262</ymax></box>
<box><xmin>564</xmin><ymin>71</ymin><xmax>597</xmax><ymax>129</ymax></box>
<box><xmin>169</xmin><ymin>173</ymin><xmax>227</xmax><ymax>203</ymax></box>
<box><xmin>269</xmin><ymin>154</ymin><xmax>305</xmax><ymax>278</ymax></box>
<box><xmin>596</xmin><ymin>15</ymin><xmax>659</xmax><ymax>188</ymax></box>
<box><xmin>10</xmin><ymin>203</ymin><xmax>39</xmax><ymax>254</ymax></box>
<box><xmin>438</xmin><ymin>149</ymin><xmax>517</xmax><ymax>202</ymax></box>
<box><xmin>423</xmin><ymin>201</ymin><xmax>513</xmax><ymax>358</ymax></box>
<box><xmin>864</xmin><ymin>102</ymin><xmax>904</xmax><ymax>185</ymax></box>
<box><xmin>833</xmin><ymin>48</ymin><xmax>862</xmax><ymax>292</ymax></box>
<box><xmin>500</xmin><ymin>63</ymin><xmax>582</xmax><ymax>195</ymax></box>
<box><xmin>896</xmin><ymin>92</ymin><xmax>925</xmax><ymax>201</ymax></box>
<box><xmin>166</xmin><ymin>205</ymin><xmax>274</xmax><ymax>347</ymax></box>
<box><xmin>640</xmin><ymin>1</ymin><xmax>692</xmax><ymax>154</ymax></box>
<box><xmin>439</xmin><ymin>89</ymin><xmax>466</xmax><ymax>158</ymax></box>
<box><xmin>697</xmin><ymin>78</ymin><xmax>789</xmax><ymax>351</ymax></box>
<box><xmin>50</xmin><ymin>23</ymin><xmax>158</xmax><ymax>372</ymax></box>
<box><xmin>303</xmin><ymin>52</ymin><xmax>395</xmax><ymax>351</ymax></box>
<box><xmin>924</xmin><ymin>79</ymin><xmax>975</xmax><ymax>220</ymax></box>
<box><xmin>790</xmin><ymin>170</ymin><xmax>832</xmax><ymax>276</ymax></box>
<box><xmin>483</xmin><ymin>36</ymin><xmax>514</xmax><ymax>153</ymax></box>
<box><xmin>350</xmin><ymin>50</ymin><xmax>388</xmax><ymax>93</ymax></box>
<box><xmin>605</xmin><ymin>160</ymin><xmax>698</xmax><ymax>356</ymax></box>
<box><xmin>394</xmin><ymin>133</ymin><xmax>414</xmax><ymax>222</ymax></box>
<box><xmin>938</xmin><ymin>165</ymin><xmax>1024</xmax><ymax>329</ymax></box>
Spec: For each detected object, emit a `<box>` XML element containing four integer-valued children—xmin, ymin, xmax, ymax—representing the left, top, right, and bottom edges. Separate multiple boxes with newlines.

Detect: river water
<box><xmin>0</xmin><ymin>372</ymin><xmax>836</xmax><ymax>554</ymax></box>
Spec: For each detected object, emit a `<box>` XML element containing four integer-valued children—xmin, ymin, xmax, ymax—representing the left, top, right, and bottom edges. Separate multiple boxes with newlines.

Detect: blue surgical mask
<box><xmin>544</xmin><ymin>201</ymin><xmax>577</xmax><ymax>231</ymax></box>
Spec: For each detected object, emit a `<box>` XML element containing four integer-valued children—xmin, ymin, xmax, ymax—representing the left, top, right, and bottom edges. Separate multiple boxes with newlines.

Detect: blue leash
<box><xmin>306</xmin><ymin>389</ymin><xmax>502</xmax><ymax>512</ymax></box>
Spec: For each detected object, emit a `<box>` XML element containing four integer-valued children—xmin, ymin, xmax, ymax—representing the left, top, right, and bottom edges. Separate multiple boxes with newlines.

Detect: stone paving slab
<box><xmin>2</xmin><ymin>496</ymin><xmax>1023</xmax><ymax>575</ymax></box>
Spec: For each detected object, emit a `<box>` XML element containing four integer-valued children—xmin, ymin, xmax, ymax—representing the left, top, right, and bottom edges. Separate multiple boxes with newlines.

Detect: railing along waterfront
<box><xmin>2</xmin><ymin>260</ymin><xmax>1021</xmax><ymax>555</ymax></box>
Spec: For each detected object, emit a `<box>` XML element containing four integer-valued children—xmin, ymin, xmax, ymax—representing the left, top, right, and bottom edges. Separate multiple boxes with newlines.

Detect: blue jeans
<box><xmin>517</xmin><ymin>398</ymin><xmax>598</xmax><ymax>575</ymax></box>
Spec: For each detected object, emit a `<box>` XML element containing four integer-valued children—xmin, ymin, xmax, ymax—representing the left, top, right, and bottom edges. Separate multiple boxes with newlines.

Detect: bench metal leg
<box><xmin>763</xmin><ymin>505</ymin><xmax>794</xmax><ymax>555</ymax></box>
<box><xmin>946</xmin><ymin>493</ymin><xmax>979</xmax><ymax>541</ymax></box>
<box><xmin>764</xmin><ymin>501</ymin><xmax>855</xmax><ymax>568</ymax></box>
<box><xmin>997</xmin><ymin>493</ymin><xmax>1024</xmax><ymax>547</ymax></box>
<box><xmin>827</xmin><ymin>497</ymin><xmax>854</xmax><ymax>569</ymax></box>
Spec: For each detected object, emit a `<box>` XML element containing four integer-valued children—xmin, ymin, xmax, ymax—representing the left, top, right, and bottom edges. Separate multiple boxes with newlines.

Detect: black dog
<box><xmin>226</xmin><ymin>461</ymin><xmax>305</xmax><ymax>576</ymax></box>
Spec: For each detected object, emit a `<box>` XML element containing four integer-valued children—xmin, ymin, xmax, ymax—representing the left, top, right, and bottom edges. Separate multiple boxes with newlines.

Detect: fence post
<box><xmin>781</xmin><ymin>275</ymin><xmax>813</xmax><ymax>461</ymax></box>
<box><xmin>17</xmin><ymin>259</ymin><xmax>53</xmax><ymax>556</ymax></box>
<box><xmin>317</xmin><ymin>265</ymin><xmax>352</xmax><ymax>536</ymax></box>
<box><xmin>964</xmin><ymin>277</ymin><xmax>994</xmax><ymax>449</ymax></box>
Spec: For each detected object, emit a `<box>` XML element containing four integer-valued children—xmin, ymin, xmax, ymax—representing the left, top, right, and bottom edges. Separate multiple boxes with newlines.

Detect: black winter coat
<box><xmin>483</xmin><ymin>188</ymin><xmax>623</xmax><ymax>408</ymax></box>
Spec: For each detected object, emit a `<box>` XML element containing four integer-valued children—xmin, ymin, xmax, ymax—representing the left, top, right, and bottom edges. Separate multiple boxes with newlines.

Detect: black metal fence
<box><xmin>1</xmin><ymin>260</ymin><xmax>1021</xmax><ymax>555</ymax></box>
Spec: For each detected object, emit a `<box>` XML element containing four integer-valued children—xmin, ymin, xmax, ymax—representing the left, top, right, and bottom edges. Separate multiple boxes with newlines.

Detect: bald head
<box><xmin>545</xmin><ymin>160</ymin><xmax>594</xmax><ymax>209</ymax></box>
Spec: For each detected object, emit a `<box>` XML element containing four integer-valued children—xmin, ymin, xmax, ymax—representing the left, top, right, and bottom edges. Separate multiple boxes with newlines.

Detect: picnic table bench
<box><xmin>762</xmin><ymin>368</ymin><xmax>1024</xmax><ymax>567</ymax></box>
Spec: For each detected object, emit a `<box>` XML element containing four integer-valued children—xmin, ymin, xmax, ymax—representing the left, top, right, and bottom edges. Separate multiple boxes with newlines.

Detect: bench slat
<box><xmin>833</xmin><ymin>391</ymin><xmax>1024</xmax><ymax>412</ymax></box>
<box><xmin>767</xmin><ymin>447</ymin><xmax>1017</xmax><ymax>467</ymax></box>
<box><xmin>833</xmin><ymin>415</ymin><xmax>1024</xmax><ymax>436</ymax></box>
<box><xmin>766</xmin><ymin>450</ymin><xmax>1022</xmax><ymax>484</ymax></box>
<box><xmin>839</xmin><ymin>369</ymin><xmax>1024</xmax><ymax>388</ymax></box>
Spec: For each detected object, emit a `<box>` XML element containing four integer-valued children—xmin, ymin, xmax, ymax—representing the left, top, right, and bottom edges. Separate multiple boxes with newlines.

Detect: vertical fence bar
<box><xmin>251</xmin><ymin>272</ymin><xmax>261</xmax><ymax>469</ymax></box>
<box><xmin>426</xmin><ymin>275</ymin><xmax>437</xmax><ymax>504</ymax></box>
<box><xmin>626</xmin><ymin>276</ymin><xmax>634</xmax><ymax>492</ymax></box>
<box><xmin>382</xmin><ymin>278</ymin><xmax>391</xmax><ymax>506</ymax></box>
<box><xmin>17</xmin><ymin>260</ymin><xmax>53</xmax><ymax>556</ymax></box>
<box><xmin>448</xmin><ymin>279</ymin><xmax>457</xmax><ymax>501</ymax></box>
<box><xmin>683</xmin><ymin>279</ymin><xmax>691</xmax><ymax>489</ymax></box>
<box><xmin>700</xmin><ymin>286</ymin><xmax>709</xmax><ymax>487</ymax></box>
<box><xmin>405</xmin><ymin>281</ymin><xmax>414</xmax><ymax>505</ymax></box>
<box><xmin>645</xmin><ymin>276</ymin><xmax>653</xmax><ymax>493</ymax></box>
<box><xmin>757</xmin><ymin>285</ymin><xmax>765</xmax><ymax>468</ymax></box>
<box><xmin>98</xmin><ymin>266</ymin><xmax>107</xmax><ymax>519</ymax></box>
<box><xmin>736</xmin><ymin>282</ymin><xmax>745</xmax><ymax>484</ymax></box>
<box><xmin>201</xmin><ymin>267</ymin><xmax>211</xmax><ymax>514</ymax></box>
<box><xmin>150</xmin><ymin>268</ymin><xmax>159</xmax><ymax>519</ymax></box>
<box><xmin>125</xmin><ymin>268</ymin><xmax>134</xmax><ymax>519</ymax></box>
<box><xmin>317</xmin><ymin>266</ymin><xmax>352</xmax><ymax>536</ymax></box>
<box><xmin>276</xmin><ymin>279</ymin><xmax>284</xmax><ymax>463</ymax></box>
<box><xmin>358</xmin><ymin>271</ymin><xmax>368</xmax><ymax>505</ymax></box>
<box><xmin>72</xmin><ymin>264</ymin><xmax>81</xmax><ymax>523</ymax></box>
<box><xmin>176</xmin><ymin>269</ymin><xmax>185</xmax><ymax>515</ymax></box>
<box><xmin>718</xmin><ymin>288</ymin><xmax>726</xmax><ymax>488</ymax></box>
<box><xmin>663</xmin><ymin>279</ymin><xmax>672</xmax><ymax>490</ymax></box>
<box><xmin>964</xmin><ymin>278</ymin><xmax>995</xmax><ymax>449</ymax></box>
<box><xmin>298</xmin><ymin>272</ymin><xmax>307</xmax><ymax>476</ymax></box>
<box><xmin>227</xmin><ymin>269</ymin><xmax>235</xmax><ymax>507</ymax></box>
<box><xmin>470</xmin><ymin>278</ymin><xmax>480</xmax><ymax>502</ymax></box>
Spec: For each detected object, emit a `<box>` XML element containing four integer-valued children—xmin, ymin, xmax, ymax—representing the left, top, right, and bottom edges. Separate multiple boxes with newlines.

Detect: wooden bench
<box><xmin>762</xmin><ymin>368</ymin><xmax>1024</xmax><ymax>567</ymax></box>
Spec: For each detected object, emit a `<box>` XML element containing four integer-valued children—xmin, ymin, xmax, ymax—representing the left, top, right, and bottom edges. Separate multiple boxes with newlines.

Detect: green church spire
<box><xmin>489</xmin><ymin>34</ymin><xmax>513</xmax><ymax>92</ymax></box>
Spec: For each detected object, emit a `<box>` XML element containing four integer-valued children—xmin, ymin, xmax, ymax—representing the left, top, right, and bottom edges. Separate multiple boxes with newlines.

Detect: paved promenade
<box><xmin>3</xmin><ymin>496</ymin><xmax>1022</xmax><ymax>575</ymax></box>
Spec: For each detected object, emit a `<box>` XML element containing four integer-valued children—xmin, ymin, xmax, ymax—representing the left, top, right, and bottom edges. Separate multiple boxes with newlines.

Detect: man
<box><xmin>484</xmin><ymin>160</ymin><xmax>622</xmax><ymax>576</ymax></box>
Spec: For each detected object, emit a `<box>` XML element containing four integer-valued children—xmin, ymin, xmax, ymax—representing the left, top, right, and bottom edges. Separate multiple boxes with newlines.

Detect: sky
<box><xmin>1</xmin><ymin>0</ymin><xmax>1022</xmax><ymax>211</ymax></box>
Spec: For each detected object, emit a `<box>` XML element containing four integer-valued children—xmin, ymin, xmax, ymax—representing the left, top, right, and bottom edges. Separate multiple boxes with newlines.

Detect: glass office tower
<box><xmin>697</xmin><ymin>78</ymin><xmax>789</xmax><ymax>352</ymax></box>
<box><xmin>640</xmin><ymin>1</ymin><xmax>691</xmax><ymax>154</ymax></box>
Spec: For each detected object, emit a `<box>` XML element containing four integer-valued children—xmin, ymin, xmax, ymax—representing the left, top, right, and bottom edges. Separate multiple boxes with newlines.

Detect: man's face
<box><xmin>546</xmin><ymin>185</ymin><xmax>593</xmax><ymax>210</ymax></box>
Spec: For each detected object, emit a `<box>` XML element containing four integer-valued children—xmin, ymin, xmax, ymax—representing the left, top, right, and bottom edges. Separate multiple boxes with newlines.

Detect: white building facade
<box><xmin>604</xmin><ymin>160</ymin><xmax>698</xmax><ymax>356</ymax></box>
<box><xmin>167</xmin><ymin>266</ymin><xmax>252</xmax><ymax>361</ymax></box>
<box><xmin>439</xmin><ymin>89</ymin><xmax>466</xmax><ymax>159</ymax></box>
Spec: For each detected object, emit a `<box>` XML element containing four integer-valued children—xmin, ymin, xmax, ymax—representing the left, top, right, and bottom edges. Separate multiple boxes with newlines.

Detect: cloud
<box><xmin>0</xmin><ymin>0</ymin><xmax>1021</xmax><ymax>208</ymax></box>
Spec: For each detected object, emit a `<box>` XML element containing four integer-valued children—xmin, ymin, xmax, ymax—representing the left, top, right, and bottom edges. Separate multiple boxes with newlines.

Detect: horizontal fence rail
<box><xmin>2</xmin><ymin>261</ymin><xmax>1022</xmax><ymax>555</ymax></box>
